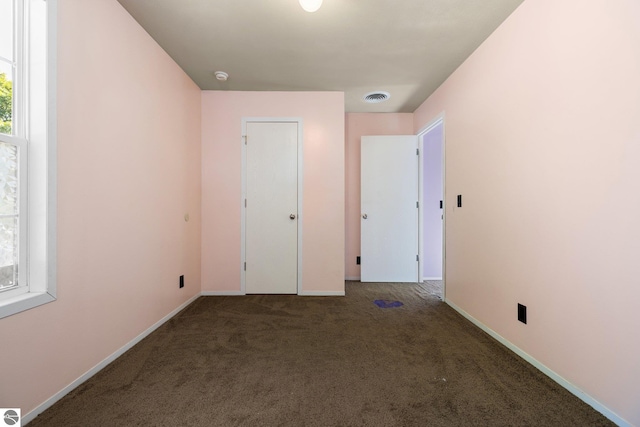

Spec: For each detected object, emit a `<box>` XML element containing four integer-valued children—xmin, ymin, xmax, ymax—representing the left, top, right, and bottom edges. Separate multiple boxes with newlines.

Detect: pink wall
<box><xmin>201</xmin><ymin>91</ymin><xmax>345</xmax><ymax>294</ymax></box>
<box><xmin>414</xmin><ymin>0</ymin><xmax>640</xmax><ymax>424</ymax></box>
<box><xmin>344</xmin><ymin>113</ymin><xmax>414</xmax><ymax>279</ymax></box>
<box><xmin>0</xmin><ymin>0</ymin><xmax>202</xmax><ymax>417</ymax></box>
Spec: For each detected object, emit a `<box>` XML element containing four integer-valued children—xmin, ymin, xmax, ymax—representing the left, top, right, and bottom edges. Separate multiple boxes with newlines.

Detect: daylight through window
<box><xmin>0</xmin><ymin>0</ymin><xmax>26</xmax><ymax>295</ymax></box>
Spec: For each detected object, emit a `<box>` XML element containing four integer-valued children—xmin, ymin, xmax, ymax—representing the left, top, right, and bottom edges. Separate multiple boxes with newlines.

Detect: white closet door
<box><xmin>361</xmin><ymin>135</ymin><xmax>419</xmax><ymax>282</ymax></box>
<box><xmin>245</xmin><ymin>122</ymin><xmax>298</xmax><ymax>294</ymax></box>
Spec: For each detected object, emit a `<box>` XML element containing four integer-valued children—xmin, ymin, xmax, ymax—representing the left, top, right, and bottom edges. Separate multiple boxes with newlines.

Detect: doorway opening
<box><xmin>418</xmin><ymin>117</ymin><xmax>445</xmax><ymax>300</ymax></box>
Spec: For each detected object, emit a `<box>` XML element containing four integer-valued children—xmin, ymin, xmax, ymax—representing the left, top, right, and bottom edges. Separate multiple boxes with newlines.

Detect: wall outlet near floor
<box><xmin>179</xmin><ymin>275</ymin><xmax>184</xmax><ymax>288</ymax></box>
<box><xmin>518</xmin><ymin>303</ymin><xmax>527</xmax><ymax>324</ymax></box>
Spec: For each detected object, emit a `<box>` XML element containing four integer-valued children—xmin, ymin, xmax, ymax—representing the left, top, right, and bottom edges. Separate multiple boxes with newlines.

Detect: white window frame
<box><xmin>0</xmin><ymin>0</ymin><xmax>57</xmax><ymax>319</ymax></box>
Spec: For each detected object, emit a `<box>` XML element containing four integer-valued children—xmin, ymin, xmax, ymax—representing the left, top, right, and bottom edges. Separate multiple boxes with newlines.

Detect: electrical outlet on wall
<box><xmin>518</xmin><ymin>303</ymin><xmax>527</xmax><ymax>324</ymax></box>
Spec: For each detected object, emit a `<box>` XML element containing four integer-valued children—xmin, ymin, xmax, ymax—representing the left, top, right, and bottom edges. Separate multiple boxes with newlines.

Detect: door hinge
<box><xmin>245</xmin><ymin>198</ymin><xmax>247</xmax><ymax>207</ymax></box>
<box><xmin>243</xmin><ymin>135</ymin><xmax>247</xmax><ymax>145</ymax></box>
<box><xmin>416</xmin><ymin>201</ymin><xmax>419</xmax><ymax>208</ymax></box>
<box><xmin>416</xmin><ymin>148</ymin><xmax>419</xmax><ymax>155</ymax></box>
<box><xmin>416</xmin><ymin>255</ymin><xmax>419</xmax><ymax>262</ymax></box>
<box><xmin>244</xmin><ymin>262</ymin><xmax>246</xmax><ymax>271</ymax></box>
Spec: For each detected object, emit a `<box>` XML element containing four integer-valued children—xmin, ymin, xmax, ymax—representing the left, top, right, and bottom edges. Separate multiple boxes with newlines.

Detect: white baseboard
<box><xmin>23</xmin><ymin>293</ymin><xmax>201</xmax><ymax>425</ymax></box>
<box><xmin>423</xmin><ymin>276</ymin><xmax>442</xmax><ymax>281</ymax></box>
<box><xmin>201</xmin><ymin>290</ymin><xmax>245</xmax><ymax>296</ymax></box>
<box><xmin>345</xmin><ymin>276</ymin><xmax>361</xmax><ymax>281</ymax></box>
<box><xmin>445</xmin><ymin>300</ymin><xmax>630</xmax><ymax>427</ymax></box>
<box><xmin>298</xmin><ymin>291</ymin><xmax>345</xmax><ymax>296</ymax></box>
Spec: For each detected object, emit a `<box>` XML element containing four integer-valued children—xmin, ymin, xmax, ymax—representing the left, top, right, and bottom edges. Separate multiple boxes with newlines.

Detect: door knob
<box><xmin>362</xmin><ymin>214</ymin><xmax>368</xmax><ymax>219</ymax></box>
<box><xmin>290</xmin><ymin>214</ymin><xmax>296</xmax><ymax>220</ymax></box>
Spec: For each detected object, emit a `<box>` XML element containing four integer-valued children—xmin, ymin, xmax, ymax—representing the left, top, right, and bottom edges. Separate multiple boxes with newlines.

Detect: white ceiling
<box><xmin>116</xmin><ymin>0</ymin><xmax>524</xmax><ymax>113</ymax></box>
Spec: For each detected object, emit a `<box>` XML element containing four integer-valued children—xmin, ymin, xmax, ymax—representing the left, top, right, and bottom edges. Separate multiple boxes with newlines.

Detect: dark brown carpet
<box><xmin>422</xmin><ymin>280</ymin><xmax>443</xmax><ymax>300</ymax></box>
<box><xmin>29</xmin><ymin>282</ymin><xmax>612</xmax><ymax>426</ymax></box>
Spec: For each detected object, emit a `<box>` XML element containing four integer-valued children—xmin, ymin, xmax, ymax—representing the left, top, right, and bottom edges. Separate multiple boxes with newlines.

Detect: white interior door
<box><xmin>361</xmin><ymin>135</ymin><xmax>419</xmax><ymax>282</ymax></box>
<box><xmin>245</xmin><ymin>121</ymin><xmax>299</xmax><ymax>294</ymax></box>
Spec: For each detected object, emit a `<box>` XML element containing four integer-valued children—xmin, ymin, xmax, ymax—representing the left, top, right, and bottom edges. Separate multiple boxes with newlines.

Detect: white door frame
<box><xmin>240</xmin><ymin>117</ymin><xmax>304</xmax><ymax>295</ymax></box>
<box><xmin>417</xmin><ymin>113</ymin><xmax>446</xmax><ymax>300</ymax></box>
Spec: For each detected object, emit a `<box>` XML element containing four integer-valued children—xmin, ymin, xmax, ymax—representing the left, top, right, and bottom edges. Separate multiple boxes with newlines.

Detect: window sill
<box><xmin>0</xmin><ymin>291</ymin><xmax>56</xmax><ymax>319</ymax></box>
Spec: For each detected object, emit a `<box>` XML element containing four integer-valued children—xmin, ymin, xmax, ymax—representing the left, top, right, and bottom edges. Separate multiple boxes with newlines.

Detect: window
<box><xmin>1</xmin><ymin>0</ymin><xmax>26</xmax><ymax>297</ymax></box>
<box><xmin>0</xmin><ymin>0</ymin><xmax>56</xmax><ymax>319</ymax></box>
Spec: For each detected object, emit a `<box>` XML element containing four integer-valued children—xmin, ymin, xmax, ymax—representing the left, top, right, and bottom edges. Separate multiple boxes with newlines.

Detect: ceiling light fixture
<box><xmin>214</xmin><ymin>71</ymin><xmax>228</xmax><ymax>81</ymax></box>
<box><xmin>299</xmin><ymin>0</ymin><xmax>322</xmax><ymax>13</ymax></box>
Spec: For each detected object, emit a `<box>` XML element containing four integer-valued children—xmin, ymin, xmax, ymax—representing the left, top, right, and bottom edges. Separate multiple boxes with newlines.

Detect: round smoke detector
<box><xmin>363</xmin><ymin>91</ymin><xmax>391</xmax><ymax>103</ymax></box>
<box><xmin>214</xmin><ymin>71</ymin><xmax>229</xmax><ymax>81</ymax></box>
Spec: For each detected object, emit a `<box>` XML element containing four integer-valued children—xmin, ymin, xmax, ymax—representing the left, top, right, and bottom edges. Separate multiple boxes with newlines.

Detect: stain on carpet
<box><xmin>374</xmin><ymin>299</ymin><xmax>404</xmax><ymax>308</ymax></box>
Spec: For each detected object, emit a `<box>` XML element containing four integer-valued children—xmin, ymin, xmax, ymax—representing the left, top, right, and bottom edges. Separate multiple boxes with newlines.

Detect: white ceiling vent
<box><xmin>363</xmin><ymin>91</ymin><xmax>391</xmax><ymax>103</ymax></box>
